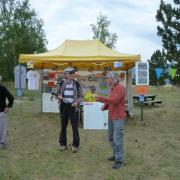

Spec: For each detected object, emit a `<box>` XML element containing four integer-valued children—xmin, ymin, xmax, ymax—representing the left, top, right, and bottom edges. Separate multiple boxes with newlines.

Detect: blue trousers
<box><xmin>108</xmin><ymin>119</ymin><xmax>124</xmax><ymax>163</ymax></box>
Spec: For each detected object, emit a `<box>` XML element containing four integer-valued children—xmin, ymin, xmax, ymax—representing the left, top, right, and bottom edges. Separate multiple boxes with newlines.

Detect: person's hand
<box><xmin>4</xmin><ymin>107</ymin><xmax>9</xmax><ymax>113</ymax></box>
<box><xmin>71</xmin><ymin>102</ymin><xmax>79</xmax><ymax>107</ymax></box>
<box><xmin>96</xmin><ymin>96</ymin><xmax>105</xmax><ymax>103</ymax></box>
<box><xmin>95</xmin><ymin>96</ymin><xmax>99</xmax><ymax>102</ymax></box>
<box><xmin>101</xmin><ymin>105</ymin><xmax>105</xmax><ymax>111</ymax></box>
<box><xmin>93</xmin><ymin>94</ymin><xmax>98</xmax><ymax>98</ymax></box>
<box><xmin>58</xmin><ymin>95</ymin><xmax>63</xmax><ymax>100</ymax></box>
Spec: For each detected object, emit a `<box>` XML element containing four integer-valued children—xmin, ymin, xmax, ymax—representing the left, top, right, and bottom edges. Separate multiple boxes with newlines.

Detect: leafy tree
<box><xmin>156</xmin><ymin>0</ymin><xmax>180</xmax><ymax>83</ymax></box>
<box><xmin>90</xmin><ymin>13</ymin><xmax>118</xmax><ymax>49</ymax></box>
<box><xmin>0</xmin><ymin>0</ymin><xmax>47</xmax><ymax>80</ymax></box>
<box><xmin>148</xmin><ymin>50</ymin><xmax>167</xmax><ymax>85</ymax></box>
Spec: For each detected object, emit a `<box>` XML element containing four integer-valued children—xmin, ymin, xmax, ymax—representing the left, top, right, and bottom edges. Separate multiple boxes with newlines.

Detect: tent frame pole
<box><xmin>40</xmin><ymin>63</ymin><xmax>44</xmax><ymax>113</ymax></box>
<box><xmin>18</xmin><ymin>61</ymin><xmax>22</xmax><ymax>119</ymax></box>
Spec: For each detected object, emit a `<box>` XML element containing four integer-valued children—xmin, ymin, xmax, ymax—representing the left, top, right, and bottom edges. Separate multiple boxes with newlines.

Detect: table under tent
<box><xmin>19</xmin><ymin>39</ymin><xmax>140</xmax><ymax>128</ymax></box>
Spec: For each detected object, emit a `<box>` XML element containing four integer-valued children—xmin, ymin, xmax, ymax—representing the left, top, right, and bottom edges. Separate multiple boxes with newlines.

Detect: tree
<box><xmin>90</xmin><ymin>13</ymin><xmax>118</xmax><ymax>49</ymax></box>
<box><xmin>148</xmin><ymin>50</ymin><xmax>167</xmax><ymax>85</ymax></box>
<box><xmin>0</xmin><ymin>0</ymin><xmax>47</xmax><ymax>80</ymax></box>
<box><xmin>156</xmin><ymin>0</ymin><xmax>180</xmax><ymax>83</ymax></box>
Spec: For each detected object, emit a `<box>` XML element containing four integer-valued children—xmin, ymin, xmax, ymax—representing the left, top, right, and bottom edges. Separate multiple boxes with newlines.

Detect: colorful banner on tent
<box><xmin>170</xmin><ymin>68</ymin><xmax>177</xmax><ymax>79</ymax></box>
<box><xmin>155</xmin><ymin>68</ymin><xmax>163</xmax><ymax>80</ymax></box>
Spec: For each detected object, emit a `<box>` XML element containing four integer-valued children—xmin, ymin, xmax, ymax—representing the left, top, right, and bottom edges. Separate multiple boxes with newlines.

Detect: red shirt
<box><xmin>97</xmin><ymin>84</ymin><xmax>126</xmax><ymax>120</ymax></box>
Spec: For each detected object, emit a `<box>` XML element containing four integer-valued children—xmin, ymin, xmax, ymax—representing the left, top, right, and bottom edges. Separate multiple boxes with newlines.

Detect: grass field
<box><xmin>0</xmin><ymin>83</ymin><xmax>180</xmax><ymax>180</ymax></box>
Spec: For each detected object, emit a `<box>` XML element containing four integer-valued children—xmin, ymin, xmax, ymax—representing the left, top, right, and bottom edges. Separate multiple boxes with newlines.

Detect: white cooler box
<box><xmin>83</xmin><ymin>102</ymin><xmax>108</xmax><ymax>129</ymax></box>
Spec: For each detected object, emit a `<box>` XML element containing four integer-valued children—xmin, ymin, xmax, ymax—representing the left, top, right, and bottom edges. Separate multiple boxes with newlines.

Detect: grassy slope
<box><xmin>0</xmin><ymin>84</ymin><xmax>180</xmax><ymax>180</ymax></box>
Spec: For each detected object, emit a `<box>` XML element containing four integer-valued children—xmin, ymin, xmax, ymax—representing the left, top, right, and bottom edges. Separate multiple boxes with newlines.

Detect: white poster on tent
<box><xmin>84</xmin><ymin>102</ymin><xmax>108</xmax><ymax>129</ymax></box>
<box><xmin>135</xmin><ymin>62</ymin><xmax>149</xmax><ymax>85</ymax></box>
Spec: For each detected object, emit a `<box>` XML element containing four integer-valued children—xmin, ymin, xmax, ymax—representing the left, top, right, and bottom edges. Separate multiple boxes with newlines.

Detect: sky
<box><xmin>29</xmin><ymin>0</ymin><xmax>173</xmax><ymax>61</ymax></box>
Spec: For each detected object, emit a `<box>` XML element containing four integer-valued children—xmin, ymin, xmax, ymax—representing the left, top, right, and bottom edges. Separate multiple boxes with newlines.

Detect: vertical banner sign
<box><xmin>155</xmin><ymin>68</ymin><xmax>163</xmax><ymax>80</ymax></box>
<box><xmin>170</xmin><ymin>68</ymin><xmax>177</xmax><ymax>79</ymax></box>
<box><xmin>135</xmin><ymin>62</ymin><xmax>149</xmax><ymax>85</ymax></box>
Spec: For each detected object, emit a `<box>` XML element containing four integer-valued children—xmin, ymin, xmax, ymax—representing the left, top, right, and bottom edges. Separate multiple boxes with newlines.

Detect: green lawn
<box><xmin>0</xmin><ymin>84</ymin><xmax>180</xmax><ymax>180</ymax></box>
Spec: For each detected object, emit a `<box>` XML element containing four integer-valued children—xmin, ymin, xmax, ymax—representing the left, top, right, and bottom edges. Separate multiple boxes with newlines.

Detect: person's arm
<box><xmin>71</xmin><ymin>81</ymin><xmax>82</xmax><ymax>107</ymax></box>
<box><xmin>76</xmin><ymin>81</ymin><xmax>83</xmax><ymax>104</ymax></box>
<box><xmin>3</xmin><ymin>86</ymin><xmax>14</xmax><ymax>111</ymax></box>
<box><xmin>57</xmin><ymin>81</ymin><xmax>64</xmax><ymax>100</ymax></box>
<box><xmin>101</xmin><ymin>104</ymin><xmax>109</xmax><ymax>111</ymax></box>
<box><xmin>97</xmin><ymin>86</ymin><xmax>125</xmax><ymax>104</ymax></box>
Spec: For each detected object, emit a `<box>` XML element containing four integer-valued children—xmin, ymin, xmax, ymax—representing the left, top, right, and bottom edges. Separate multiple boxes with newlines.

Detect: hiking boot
<box><xmin>72</xmin><ymin>146</ymin><xmax>78</xmax><ymax>153</ymax></box>
<box><xmin>107</xmin><ymin>156</ymin><xmax>115</xmax><ymax>161</ymax></box>
<box><xmin>112</xmin><ymin>162</ymin><xmax>123</xmax><ymax>169</ymax></box>
<box><xmin>59</xmin><ymin>145</ymin><xmax>67</xmax><ymax>151</ymax></box>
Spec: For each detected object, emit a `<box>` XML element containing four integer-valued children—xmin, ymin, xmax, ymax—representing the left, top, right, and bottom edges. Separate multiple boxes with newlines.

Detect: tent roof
<box><xmin>19</xmin><ymin>39</ymin><xmax>140</xmax><ymax>70</ymax></box>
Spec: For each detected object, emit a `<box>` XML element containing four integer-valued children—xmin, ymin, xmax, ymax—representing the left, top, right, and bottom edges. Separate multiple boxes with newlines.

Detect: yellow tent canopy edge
<box><xmin>19</xmin><ymin>39</ymin><xmax>141</xmax><ymax>70</ymax></box>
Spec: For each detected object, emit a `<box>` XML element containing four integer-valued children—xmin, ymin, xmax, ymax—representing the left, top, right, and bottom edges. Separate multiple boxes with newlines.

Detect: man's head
<box><xmin>105</xmin><ymin>72</ymin><xmax>119</xmax><ymax>87</ymax></box>
<box><xmin>64</xmin><ymin>67</ymin><xmax>75</xmax><ymax>80</ymax></box>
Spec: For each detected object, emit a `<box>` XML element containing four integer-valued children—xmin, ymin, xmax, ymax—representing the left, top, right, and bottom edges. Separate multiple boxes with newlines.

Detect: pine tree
<box><xmin>148</xmin><ymin>50</ymin><xmax>167</xmax><ymax>85</ymax></box>
<box><xmin>156</xmin><ymin>0</ymin><xmax>180</xmax><ymax>83</ymax></box>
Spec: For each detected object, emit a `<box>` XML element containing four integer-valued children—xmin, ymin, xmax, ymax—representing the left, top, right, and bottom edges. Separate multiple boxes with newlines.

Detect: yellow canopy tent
<box><xmin>19</xmin><ymin>39</ymin><xmax>140</xmax><ymax>70</ymax></box>
<box><xmin>19</xmin><ymin>39</ymin><xmax>140</xmax><ymax>115</ymax></box>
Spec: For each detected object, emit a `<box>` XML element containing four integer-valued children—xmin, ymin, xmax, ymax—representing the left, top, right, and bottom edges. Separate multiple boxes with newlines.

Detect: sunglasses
<box><xmin>68</xmin><ymin>72</ymin><xmax>75</xmax><ymax>75</ymax></box>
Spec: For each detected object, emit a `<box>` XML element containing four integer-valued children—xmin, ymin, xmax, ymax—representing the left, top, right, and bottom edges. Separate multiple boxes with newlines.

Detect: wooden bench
<box><xmin>133</xmin><ymin>100</ymin><xmax>162</xmax><ymax>106</ymax></box>
<box><xmin>143</xmin><ymin>100</ymin><xmax>162</xmax><ymax>106</ymax></box>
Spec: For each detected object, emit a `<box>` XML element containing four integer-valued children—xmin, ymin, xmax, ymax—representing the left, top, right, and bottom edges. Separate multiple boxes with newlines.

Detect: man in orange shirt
<box><xmin>96</xmin><ymin>72</ymin><xmax>126</xmax><ymax>169</ymax></box>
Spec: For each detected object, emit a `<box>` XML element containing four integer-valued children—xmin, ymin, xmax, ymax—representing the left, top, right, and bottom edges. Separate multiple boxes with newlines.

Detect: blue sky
<box><xmin>29</xmin><ymin>0</ymin><xmax>172</xmax><ymax>61</ymax></box>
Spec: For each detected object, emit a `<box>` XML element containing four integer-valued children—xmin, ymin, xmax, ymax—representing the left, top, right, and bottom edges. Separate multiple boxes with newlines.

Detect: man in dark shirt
<box><xmin>0</xmin><ymin>82</ymin><xmax>14</xmax><ymax>149</ymax></box>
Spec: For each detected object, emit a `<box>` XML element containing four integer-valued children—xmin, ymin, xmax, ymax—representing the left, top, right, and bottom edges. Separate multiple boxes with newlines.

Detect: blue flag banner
<box><xmin>155</xmin><ymin>68</ymin><xmax>163</xmax><ymax>80</ymax></box>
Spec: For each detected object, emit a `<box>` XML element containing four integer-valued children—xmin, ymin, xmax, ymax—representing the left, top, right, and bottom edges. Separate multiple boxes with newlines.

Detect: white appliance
<box><xmin>84</xmin><ymin>102</ymin><xmax>108</xmax><ymax>129</ymax></box>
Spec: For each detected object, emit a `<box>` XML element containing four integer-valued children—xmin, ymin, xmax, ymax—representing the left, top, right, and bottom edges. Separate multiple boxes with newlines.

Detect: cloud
<box><xmin>30</xmin><ymin>0</ymin><xmax>67</xmax><ymax>22</ymax></box>
<box><xmin>29</xmin><ymin>0</ymin><xmax>173</xmax><ymax>60</ymax></box>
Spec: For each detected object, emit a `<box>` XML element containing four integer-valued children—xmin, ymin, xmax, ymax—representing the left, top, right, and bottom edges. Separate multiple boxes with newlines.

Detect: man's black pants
<box><xmin>59</xmin><ymin>102</ymin><xmax>80</xmax><ymax>147</ymax></box>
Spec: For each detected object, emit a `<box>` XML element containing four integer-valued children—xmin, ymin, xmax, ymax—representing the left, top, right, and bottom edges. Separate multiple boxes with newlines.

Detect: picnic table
<box><xmin>133</xmin><ymin>94</ymin><xmax>162</xmax><ymax>106</ymax></box>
